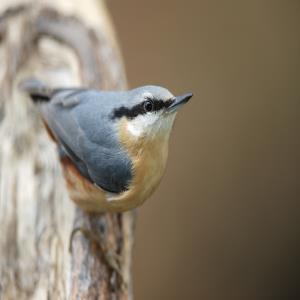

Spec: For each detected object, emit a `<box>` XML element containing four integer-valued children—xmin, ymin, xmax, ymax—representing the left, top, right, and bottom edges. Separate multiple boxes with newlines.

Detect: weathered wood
<box><xmin>0</xmin><ymin>2</ymin><xmax>135</xmax><ymax>299</ymax></box>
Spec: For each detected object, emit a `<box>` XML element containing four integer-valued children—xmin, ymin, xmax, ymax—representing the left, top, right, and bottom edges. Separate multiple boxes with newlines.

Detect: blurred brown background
<box><xmin>108</xmin><ymin>1</ymin><xmax>300</xmax><ymax>299</ymax></box>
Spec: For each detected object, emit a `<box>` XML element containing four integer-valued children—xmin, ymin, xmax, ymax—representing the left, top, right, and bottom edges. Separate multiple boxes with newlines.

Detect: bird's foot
<box><xmin>69</xmin><ymin>227</ymin><xmax>126</xmax><ymax>290</ymax></box>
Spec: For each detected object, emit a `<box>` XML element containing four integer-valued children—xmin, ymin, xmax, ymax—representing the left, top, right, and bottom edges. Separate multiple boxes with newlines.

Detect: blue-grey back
<box><xmin>41</xmin><ymin>89</ymin><xmax>133</xmax><ymax>193</ymax></box>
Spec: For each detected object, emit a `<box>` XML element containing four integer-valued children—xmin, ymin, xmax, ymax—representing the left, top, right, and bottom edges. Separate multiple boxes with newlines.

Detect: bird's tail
<box><xmin>19</xmin><ymin>79</ymin><xmax>53</xmax><ymax>103</ymax></box>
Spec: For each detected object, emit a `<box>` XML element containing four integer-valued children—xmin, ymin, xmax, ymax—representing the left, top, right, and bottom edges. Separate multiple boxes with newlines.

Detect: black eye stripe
<box><xmin>112</xmin><ymin>105</ymin><xmax>144</xmax><ymax>119</ymax></box>
<box><xmin>164</xmin><ymin>99</ymin><xmax>175</xmax><ymax>108</ymax></box>
<box><xmin>152</xmin><ymin>100</ymin><xmax>164</xmax><ymax>111</ymax></box>
<box><xmin>112</xmin><ymin>98</ymin><xmax>175</xmax><ymax>119</ymax></box>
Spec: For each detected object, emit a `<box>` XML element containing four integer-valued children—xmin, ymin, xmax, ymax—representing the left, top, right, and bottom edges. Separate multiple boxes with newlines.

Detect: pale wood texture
<box><xmin>0</xmin><ymin>2</ymin><xmax>135</xmax><ymax>299</ymax></box>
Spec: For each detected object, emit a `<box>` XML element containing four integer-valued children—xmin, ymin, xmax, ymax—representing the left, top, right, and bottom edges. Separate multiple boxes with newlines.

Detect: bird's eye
<box><xmin>143</xmin><ymin>100</ymin><xmax>154</xmax><ymax>112</ymax></box>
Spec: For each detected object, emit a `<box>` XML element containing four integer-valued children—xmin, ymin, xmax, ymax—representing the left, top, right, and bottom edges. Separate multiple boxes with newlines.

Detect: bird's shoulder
<box><xmin>43</xmin><ymin>88</ymin><xmax>133</xmax><ymax>194</ymax></box>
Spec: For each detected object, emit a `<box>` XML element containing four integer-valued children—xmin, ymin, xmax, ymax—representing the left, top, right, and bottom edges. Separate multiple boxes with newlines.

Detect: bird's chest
<box><xmin>118</xmin><ymin>129</ymin><xmax>169</xmax><ymax>210</ymax></box>
<box><xmin>134</xmin><ymin>138</ymin><xmax>168</xmax><ymax>193</ymax></box>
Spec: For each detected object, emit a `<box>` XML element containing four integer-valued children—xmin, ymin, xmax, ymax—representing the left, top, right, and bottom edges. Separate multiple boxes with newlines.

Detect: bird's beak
<box><xmin>167</xmin><ymin>93</ymin><xmax>193</xmax><ymax>113</ymax></box>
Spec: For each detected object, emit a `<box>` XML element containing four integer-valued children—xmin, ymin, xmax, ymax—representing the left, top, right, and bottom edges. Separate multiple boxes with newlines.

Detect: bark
<box><xmin>0</xmin><ymin>1</ymin><xmax>135</xmax><ymax>299</ymax></box>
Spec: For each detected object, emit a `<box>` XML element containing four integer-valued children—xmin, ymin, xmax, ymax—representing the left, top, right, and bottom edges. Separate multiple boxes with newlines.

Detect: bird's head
<box><xmin>112</xmin><ymin>86</ymin><xmax>193</xmax><ymax>140</ymax></box>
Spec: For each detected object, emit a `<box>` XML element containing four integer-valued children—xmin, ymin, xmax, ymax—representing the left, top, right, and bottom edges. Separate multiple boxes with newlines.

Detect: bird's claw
<box><xmin>69</xmin><ymin>227</ymin><xmax>126</xmax><ymax>289</ymax></box>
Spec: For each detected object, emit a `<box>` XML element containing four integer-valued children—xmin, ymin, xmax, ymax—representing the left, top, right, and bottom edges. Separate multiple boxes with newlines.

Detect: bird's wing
<box><xmin>30</xmin><ymin>87</ymin><xmax>132</xmax><ymax>193</ymax></box>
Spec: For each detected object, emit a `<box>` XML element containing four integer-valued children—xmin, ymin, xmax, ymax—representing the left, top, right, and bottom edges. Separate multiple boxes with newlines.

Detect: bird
<box><xmin>21</xmin><ymin>80</ymin><xmax>193</xmax><ymax>213</ymax></box>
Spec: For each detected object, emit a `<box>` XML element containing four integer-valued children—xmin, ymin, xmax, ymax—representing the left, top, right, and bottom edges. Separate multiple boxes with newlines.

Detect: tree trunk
<box><xmin>0</xmin><ymin>1</ymin><xmax>135</xmax><ymax>299</ymax></box>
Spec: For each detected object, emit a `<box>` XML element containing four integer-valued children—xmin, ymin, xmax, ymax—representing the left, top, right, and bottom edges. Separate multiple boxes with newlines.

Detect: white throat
<box><xmin>127</xmin><ymin>112</ymin><xmax>176</xmax><ymax>138</ymax></box>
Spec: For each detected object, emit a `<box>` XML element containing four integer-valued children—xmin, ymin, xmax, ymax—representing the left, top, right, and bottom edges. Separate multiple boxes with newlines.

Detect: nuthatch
<box><xmin>22</xmin><ymin>80</ymin><xmax>193</xmax><ymax>212</ymax></box>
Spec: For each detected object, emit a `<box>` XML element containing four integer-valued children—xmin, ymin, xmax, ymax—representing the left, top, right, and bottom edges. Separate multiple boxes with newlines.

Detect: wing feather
<box><xmin>36</xmin><ymin>89</ymin><xmax>132</xmax><ymax>193</ymax></box>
